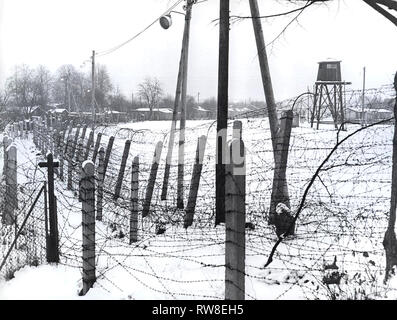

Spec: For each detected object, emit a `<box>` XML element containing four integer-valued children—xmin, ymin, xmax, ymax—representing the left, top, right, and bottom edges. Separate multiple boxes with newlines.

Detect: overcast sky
<box><xmin>0</xmin><ymin>0</ymin><xmax>396</xmax><ymax>102</ymax></box>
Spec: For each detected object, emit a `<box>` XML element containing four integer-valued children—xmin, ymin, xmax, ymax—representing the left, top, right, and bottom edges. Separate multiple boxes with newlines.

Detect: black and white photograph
<box><xmin>0</xmin><ymin>0</ymin><xmax>397</xmax><ymax>304</ymax></box>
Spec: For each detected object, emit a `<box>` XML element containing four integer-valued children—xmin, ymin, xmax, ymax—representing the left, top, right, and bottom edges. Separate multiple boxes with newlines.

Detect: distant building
<box><xmin>345</xmin><ymin>107</ymin><xmax>393</xmax><ymax>124</ymax></box>
<box><xmin>131</xmin><ymin>108</ymin><xmax>173</xmax><ymax>121</ymax></box>
<box><xmin>192</xmin><ymin>106</ymin><xmax>214</xmax><ymax>119</ymax></box>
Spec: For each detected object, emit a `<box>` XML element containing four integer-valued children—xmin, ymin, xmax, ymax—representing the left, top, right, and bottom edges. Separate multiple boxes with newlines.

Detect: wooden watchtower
<box><xmin>310</xmin><ymin>60</ymin><xmax>351</xmax><ymax>130</ymax></box>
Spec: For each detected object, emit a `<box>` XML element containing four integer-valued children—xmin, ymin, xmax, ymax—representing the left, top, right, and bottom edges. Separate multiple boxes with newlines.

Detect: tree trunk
<box><xmin>383</xmin><ymin>71</ymin><xmax>397</xmax><ymax>282</ymax></box>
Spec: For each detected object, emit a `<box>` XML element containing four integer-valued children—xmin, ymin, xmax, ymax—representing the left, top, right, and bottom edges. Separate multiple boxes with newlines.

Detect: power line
<box><xmin>95</xmin><ymin>0</ymin><xmax>185</xmax><ymax>58</ymax></box>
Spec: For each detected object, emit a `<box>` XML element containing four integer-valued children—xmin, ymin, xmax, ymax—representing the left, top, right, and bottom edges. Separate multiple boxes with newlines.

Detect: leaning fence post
<box><xmin>80</xmin><ymin>161</ymin><xmax>96</xmax><ymax>296</ymax></box>
<box><xmin>103</xmin><ymin>136</ymin><xmax>114</xmax><ymax>177</ymax></box>
<box><xmin>84</xmin><ymin>130</ymin><xmax>94</xmax><ymax>160</ymax></box>
<box><xmin>142</xmin><ymin>141</ymin><xmax>163</xmax><ymax>218</ymax></box>
<box><xmin>76</xmin><ymin>138</ymin><xmax>85</xmax><ymax>199</ymax></box>
<box><xmin>130</xmin><ymin>156</ymin><xmax>139</xmax><ymax>244</ymax></box>
<box><xmin>67</xmin><ymin>136</ymin><xmax>74</xmax><ymax>190</ymax></box>
<box><xmin>184</xmin><ymin>135</ymin><xmax>207</xmax><ymax>228</ymax></box>
<box><xmin>113</xmin><ymin>140</ymin><xmax>131</xmax><ymax>200</ymax></box>
<box><xmin>59</xmin><ymin>132</ymin><xmax>64</xmax><ymax>181</ymax></box>
<box><xmin>270</xmin><ymin>110</ymin><xmax>294</xmax><ymax>235</ymax></box>
<box><xmin>4</xmin><ymin>144</ymin><xmax>17</xmax><ymax>225</ymax></box>
<box><xmin>225</xmin><ymin>120</ymin><xmax>246</xmax><ymax>301</ymax></box>
<box><xmin>92</xmin><ymin>133</ymin><xmax>102</xmax><ymax>163</ymax></box>
<box><xmin>2</xmin><ymin>136</ymin><xmax>10</xmax><ymax>178</ymax></box>
<box><xmin>96</xmin><ymin>147</ymin><xmax>105</xmax><ymax>221</ymax></box>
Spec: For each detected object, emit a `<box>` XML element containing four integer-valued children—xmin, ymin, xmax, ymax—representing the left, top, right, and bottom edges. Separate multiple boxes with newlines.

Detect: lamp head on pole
<box><xmin>159</xmin><ymin>14</ymin><xmax>172</xmax><ymax>29</ymax></box>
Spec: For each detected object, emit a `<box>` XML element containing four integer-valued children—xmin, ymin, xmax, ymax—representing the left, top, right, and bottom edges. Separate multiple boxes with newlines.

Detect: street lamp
<box><xmin>159</xmin><ymin>10</ymin><xmax>186</xmax><ymax>29</ymax></box>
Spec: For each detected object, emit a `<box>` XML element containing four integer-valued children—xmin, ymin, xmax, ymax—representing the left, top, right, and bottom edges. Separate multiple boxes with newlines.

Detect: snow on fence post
<box><xmin>92</xmin><ymin>133</ymin><xmax>102</xmax><ymax>164</ymax></box>
<box><xmin>184</xmin><ymin>135</ymin><xmax>207</xmax><ymax>228</ymax></box>
<box><xmin>225</xmin><ymin>120</ymin><xmax>246</xmax><ymax>300</ymax></box>
<box><xmin>96</xmin><ymin>147</ymin><xmax>105</xmax><ymax>221</ymax></box>
<box><xmin>113</xmin><ymin>140</ymin><xmax>131</xmax><ymax>200</ymax></box>
<box><xmin>142</xmin><ymin>141</ymin><xmax>163</xmax><ymax>218</ymax></box>
<box><xmin>4</xmin><ymin>144</ymin><xmax>17</xmax><ymax>225</ymax></box>
<box><xmin>80</xmin><ymin>160</ymin><xmax>96</xmax><ymax>296</ymax></box>
<box><xmin>84</xmin><ymin>130</ymin><xmax>94</xmax><ymax>160</ymax></box>
<box><xmin>67</xmin><ymin>136</ymin><xmax>74</xmax><ymax>190</ymax></box>
<box><xmin>130</xmin><ymin>156</ymin><xmax>139</xmax><ymax>244</ymax></box>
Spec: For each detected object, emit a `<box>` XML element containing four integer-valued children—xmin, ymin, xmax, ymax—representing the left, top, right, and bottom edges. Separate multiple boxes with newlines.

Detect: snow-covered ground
<box><xmin>1</xmin><ymin>118</ymin><xmax>397</xmax><ymax>300</ymax></box>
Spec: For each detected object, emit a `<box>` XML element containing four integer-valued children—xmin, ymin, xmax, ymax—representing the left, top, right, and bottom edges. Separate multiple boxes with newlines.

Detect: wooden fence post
<box><xmin>184</xmin><ymin>135</ymin><xmax>207</xmax><ymax>228</ymax></box>
<box><xmin>4</xmin><ymin>144</ymin><xmax>17</xmax><ymax>225</ymax></box>
<box><xmin>103</xmin><ymin>136</ymin><xmax>114</xmax><ymax>177</ymax></box>
<box><xmin>84</xmin><ymin>131</ymin><xmax>94</xmax><ymax>160</ymax></box>
<box><xmin>80</xmin><ymin>125</ymin><xmax>88</xmax><ymax>142</ymax></box>
<box><xmin>269</xmin><ymin>110</ymin><xmax>294</xmax><ymax>235</ymax></box>
<box><xmin>142</xmin><ymin>141</ymin><xmax>163</xmax><ymax>218</ymax></box>
<box><xmin>130</xmin><ymin>156</ymin><xmax>139</xmax><ymax>244</ymax></box>
<box><xmin>96</xmin><ymin>147</ymin><xmax>105</xmax><ymax>221</ymax></box>
<box><xmin>80</xmin><ymin>161</ymin><xmax>96</xmax><ymax>296</ymax></box>
<box><xmin>2</xmin><ymin>136</ymin><xmax>10</xmax><ymax>178</ymax></box>
<box><xmin>70</xmin><ymin>125</ymin><xmax>81</xmax><ymax>161</ymax></box>
<box><xmin>59</xmin><ymin>132</ymin><xmax>65</xmax><ymax>181</ymax></box>
<box><xmin>92</xmin><ymin>133</ymin><xmax>102</xmax><ymax>163</ymax></box>
<box><xmin>39</xmin><ymin>153</ymin><xmax>60</xmax><ymax>263</ymax></box>
<box><xmin>67</xmin><ymin>136</ymin><xmax>74</xmax><ymax>190</ymax></box>
<box><xmin>225</xmin><ymin>121</ymin><xmax>246</xmax><ymax>301</ymax></box>
<box><xmin>113</xmin><ymin>140</ymin><xmax>131</xmax><ymax>200</ymax></box>
<box><xmin>76</xmin><ymin>138</ymin><xmax>84</xmax><ymax>199</ymax></box>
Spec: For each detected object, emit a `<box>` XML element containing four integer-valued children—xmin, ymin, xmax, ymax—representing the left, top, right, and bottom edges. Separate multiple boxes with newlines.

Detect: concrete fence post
<box><xmin>225</xmin><ymin>120</ymin><xmax>246</xmax><ymax>301</ymax></box>
<box><xmin>184</xmin><ymin>135</ymin><xmax>207</xmax><ymax>228</ymax></box>
<box><xmin>96</xmin><ymin>147</ymin><xmax>105</xmax><ymax>221</ymax></box>
<box><xmin>92</xmin><ymin>133</ymin><xmax>102</xmax><ymax>163</ymax></box>
<box><xmin>4</xmin><ymin>144</ymin><xmax>17</xmax><ymax>225</ymax></box>
<box><xmin>80</xmin><ymin>161</ymin><xmax>96</xmax><ymax>296</ymax></box>
<box><xmin>113</xmin><ymin>140</ymin><xmax>131</xmax><ymax>200</ymax></box>
<box><xmin>130</xmin><ymin>156</ymin><xmax>139</xmax><ymax>244</ymax></box>
<box><xmin>142</xmin><ymin>141</ymin><xmax>163</xmax><ymax>218</ymax></box>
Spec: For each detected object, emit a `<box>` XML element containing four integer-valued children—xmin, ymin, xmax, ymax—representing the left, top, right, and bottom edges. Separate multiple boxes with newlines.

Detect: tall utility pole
<box><xmin>215</xmin><ymin>0</ymin><xmax>230</xmax><ymax>226</ymax></box>
<box><xmin>249</xmin><ymin>0</ymin><xmax>291</xmax><ymax>227</ymax></box>
<box><xmin>177</xmin><ymin>0</ymin><xmax>194</xmax><ymax>209</ymax></box>
<box><xmin>161</xmin><ymin>0</ymin><xmax>194</xmax><ymax>202</ymax></box>
<box><xmin>91</xmin><ymin>50</ymin><xmax>96</xmax><ymax>131</ymax></box>
<box><xmin>362</xmin><ymin>66</ymin><xmax>366</xmax><ymax>127</ymax></box>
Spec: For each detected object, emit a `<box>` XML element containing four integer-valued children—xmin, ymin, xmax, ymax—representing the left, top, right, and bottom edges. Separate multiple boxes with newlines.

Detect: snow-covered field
<box><xmin>1</xmin><ymin>118</ymin><xmax>397</xmax><ymax>300</ymax></box>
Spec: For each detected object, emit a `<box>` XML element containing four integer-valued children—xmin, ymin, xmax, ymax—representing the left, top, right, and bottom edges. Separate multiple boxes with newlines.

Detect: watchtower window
<box><xmin>327</xmin><ymin>64</ymin><xmax>337</xmax><ymax>69</ymax></box>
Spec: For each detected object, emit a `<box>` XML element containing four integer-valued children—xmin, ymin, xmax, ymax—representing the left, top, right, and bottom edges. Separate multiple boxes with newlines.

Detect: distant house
<box><xmin>345</xmin><ymin>107</ymin><xmax>393</xmax><ymax>124</ymax></box>
<box><xmin>192</xmin><ymin>106</ymin><xmax>214</xmax><ymax>119</ymax></box>
<box><xmin>131</xmin><ymin>108</ymin><xmax>173</xmax><ymax>121</ymax></box>
<box><xmin>105</xmin><ymin>110</ymin><xmax>128</xmax><ymax>123</ymax></box>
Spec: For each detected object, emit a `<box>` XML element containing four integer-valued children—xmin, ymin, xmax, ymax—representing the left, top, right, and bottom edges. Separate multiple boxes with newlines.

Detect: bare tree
<box><xmin>137</xmin><ymin>77</ymin><xmax>163</xmax><ymax>120</ymax></box>
<box><xmin>95</xmin><ymin>64</ymin><xmax>113</xmax><ymax>110</ymax></box>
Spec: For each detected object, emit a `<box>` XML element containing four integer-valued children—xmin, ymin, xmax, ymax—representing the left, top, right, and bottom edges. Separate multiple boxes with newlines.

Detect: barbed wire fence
<box><xmin>1</xmin><ymin>84</ymin><xmax>397</xmax><ymax>299</ymax></box>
